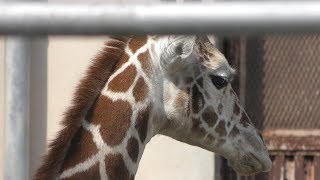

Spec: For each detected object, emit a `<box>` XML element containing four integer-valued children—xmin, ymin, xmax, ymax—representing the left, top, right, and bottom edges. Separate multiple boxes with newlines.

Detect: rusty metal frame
<box><xmin>264</xmin><ymin>130</ymin><xmax>320</xmax><ymax>153</ymax></box>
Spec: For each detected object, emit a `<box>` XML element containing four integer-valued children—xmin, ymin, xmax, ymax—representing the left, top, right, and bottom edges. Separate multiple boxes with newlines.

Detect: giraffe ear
<box><xmin>160</xmin><ymin>35</ymin><xmax>196</xmax><ymax>72</ymax></box>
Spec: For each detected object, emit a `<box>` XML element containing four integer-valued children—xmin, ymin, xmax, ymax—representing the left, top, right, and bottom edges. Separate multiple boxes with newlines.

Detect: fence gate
<box><xmin>219</xmin><ymin>35</ymin><xmax>320</xmax><ymax>180</ymax></box>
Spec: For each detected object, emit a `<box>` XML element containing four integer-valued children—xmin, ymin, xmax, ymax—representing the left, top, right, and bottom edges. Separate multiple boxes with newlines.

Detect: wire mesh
<box><xmin>245</xmin><ymin>34</ymin><xmax>320</xmax><ymax>129</ymax></box>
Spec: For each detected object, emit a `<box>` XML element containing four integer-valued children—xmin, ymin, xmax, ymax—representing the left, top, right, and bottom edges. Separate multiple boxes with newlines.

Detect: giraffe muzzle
<box><xmin>228</xmin><ymin>151</ymin><xmax>272</xmax><ymax>176</ymax></box>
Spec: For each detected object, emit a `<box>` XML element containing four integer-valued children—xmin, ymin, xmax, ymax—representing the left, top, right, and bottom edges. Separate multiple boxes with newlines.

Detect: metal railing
<box><xmin>1</xmin><ymin>2</ymin><xmax>320</xmax><ymax>35</ymax></box>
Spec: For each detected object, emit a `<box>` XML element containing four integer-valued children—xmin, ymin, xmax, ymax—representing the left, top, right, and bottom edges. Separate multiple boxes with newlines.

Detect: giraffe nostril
<box><xmin>247</xmin><ymin>152</ymin><xmax>272</xmax><ymax>172</ymax></box>
<box><xmin>248</xmin><ymin>152</ymin><xmax>263</xmax><ymax>170</ymax></box>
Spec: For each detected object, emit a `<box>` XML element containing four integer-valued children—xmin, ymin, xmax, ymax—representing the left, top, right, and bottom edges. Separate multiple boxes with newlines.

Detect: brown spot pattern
<box><xmin>196</xmin><ymin>78</ymin><xmax>203</xmax><ymax>87</ymax></box>
<box><xmin>205</xmin><ymin>134</ymin><xmax>216</xmax><ymax>144</ymax></box>
<box><xmin>229</xmin><ymin>125</ymin><xmax>240</xmax><ymax>138</ymax></box>
<box><xmin>199</xmin><ymin>41</ymin><xmax>215</xmax><ymax>58</ymax></box>
<box><xmin>218</xmin><ymin>103</ymin><xmax>223</xmax><ymax>115</ymax></box>
<box><xmin>173</xmin><ymin>92</ymin><xmax>188</xmax><ymax>109</ymax></box>
<box><xmin>198</xmin><ymin>49</ymin><xmax>214</xmax><ymax>62</ymax></box>
<box><xmin>135</xmin><ymin>106</ymin><xmax>151</xmax><ymax>143</ymax></box>
<box><xmin>192</xmin><ymin>85</ymin><xmax>205</xmax><ymax>114</ymax></box>
<box><xmin>215</xmin><ymin>120</ymin><xmax>227</xmax><ymax>137</ymax></box>
<box><xmin>186</xmin><ymin>90</ymin><xmax>191</xmax><ymax>117</ymax></box>
<box><xmin>133</xmin><ymin>77</ymin><xmax>149</xmax><ymax>102</ymax></box>
<box><xmin>128</xmin><ymin>36</ymin><xmax>148</xmax><ymax>53</ymax></box>
<box><xmin>227</xmin><ymin>121</ymin><xmax>231</xmax><ymax>127</ymax></box>
<box><xmin>105</xmin><ymin>154</ymin><xmax>130</xmax><ymax>180</ymax></box>
<box><xmin>114</xmin><ymin>53</ymin><xmax>130</xmax><ymax>71</ymax></box>
<box><xmin>191</xmin><ymin>118</ymin><xmax>206</xmax><ymax>138</ymax></box>
<box><xmin>61</xmin><ymin>127</ymin><xmax>98</xmax><ymax>171</ymax></box>
<box><xmin>60</xmin><ymin>163</ymin><xmax>100</xmax><ymax>180</ymax></box>
<box><xmin>234</xmin><ymin>102</ymin><xmax>241</xmax><ymax>116</ymax></box>
<box><xmin>91</xmin><ymin>96</ymin><xmax>132</xmax><ymax>146</ymax></box>
<box><xmin>138</xmin><ymin>51</ymin><xmax>152</xmax><ymax>76</ymax></box>
<box><xmin>174</xmin><ymin>97</ymin><xmax>184</xmax><ymax>109</ymax></box>
<box><xmin>240</xmin><ymin>115</ymin><xmax>249</xmax><ymax>128</ymax></box>
<box><xmin>126</xmin><ymin>137</ymin><xmax>139</xmax><ymax>163</ymax></box>
<box><xmin>206</xmin><ymin>51</ymin><xmax>214</xmax><ymax>57</ymax></box>
<box><xmin>202</xmin><ymin>106</ymin><xmax>218</xmax><ymax>127</ymax></box>
<box><xmin>108</xmin><ymin>64</ymin><xmax>137</xmax><ymax>92</ymax></box>
<box><xmin>185</xmin><ymin>77</ymin><xmax>194</xmax><ymax>84</ymax></box>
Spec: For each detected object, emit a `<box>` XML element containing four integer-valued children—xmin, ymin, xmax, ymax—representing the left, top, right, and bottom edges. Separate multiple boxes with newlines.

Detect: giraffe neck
<box><xmin>58</xmin><ymin>36</ymin><xmax>162</xmax><ymax>180</ymax></box>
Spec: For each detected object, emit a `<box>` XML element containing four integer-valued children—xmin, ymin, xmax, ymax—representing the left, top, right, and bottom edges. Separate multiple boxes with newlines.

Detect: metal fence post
<box><xmin>4</xmin><ymin>36</ymin><xmax>30</xmax><ymax>180</ymax></box>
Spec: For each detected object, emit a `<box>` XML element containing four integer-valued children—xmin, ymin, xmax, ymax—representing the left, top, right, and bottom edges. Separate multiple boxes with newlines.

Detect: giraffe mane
<box><xmin>33</xmin><ymin>36</ymin><xmax>130</xmax><ymax>180</ymax></box>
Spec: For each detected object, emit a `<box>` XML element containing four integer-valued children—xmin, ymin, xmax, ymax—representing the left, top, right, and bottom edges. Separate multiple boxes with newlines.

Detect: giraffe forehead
<box><xmin>195</xmin><ymin>44</ymin><xmax>233</xmax><ymax>74</ymax></box>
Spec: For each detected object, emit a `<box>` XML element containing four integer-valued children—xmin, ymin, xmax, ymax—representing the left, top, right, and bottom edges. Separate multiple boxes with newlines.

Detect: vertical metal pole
<box><xmin>4</xmin><ymin>36</ymin><xmax>30</xmax><ymax>180</ymax></box>
<box><xmin>29</xmin><ymin>37</ymin><xmax>48</xmax><ymax>177</ymax></box>
<box><xmin>3</xmin><ymin>0</ymin><xmax>48</xmax><ymax>175</ymax></box>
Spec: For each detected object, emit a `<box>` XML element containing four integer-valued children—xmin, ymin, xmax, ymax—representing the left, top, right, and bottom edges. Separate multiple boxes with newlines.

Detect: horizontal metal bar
<box><xmin>1</xmin><ymin>2</ymin><xmax>320</xmax><ymax>35</ymax></box>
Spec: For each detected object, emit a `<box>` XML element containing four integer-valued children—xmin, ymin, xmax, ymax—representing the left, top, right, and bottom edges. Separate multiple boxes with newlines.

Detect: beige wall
<box><xmin>47</xmin><ymin>36</ymin><xmax>106</xmax><ymax>142</ymax></box>
<box><xmin>0</xmin><ymin>38</ymin><xmax>4</xmax><ymax>180</ymax></box>
<box><xmin>46</xmin><ymin>36</ymin><xmax>215</xmax><ymax>180</ymax></box>
<box><xmin>137</xmin><ymin>136</ymin><xmax>214</xmax><ymax>180</ymax></box>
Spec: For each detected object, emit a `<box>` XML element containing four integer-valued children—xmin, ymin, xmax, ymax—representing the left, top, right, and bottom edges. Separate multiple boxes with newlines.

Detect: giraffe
<box><xmin>34</xmin><ymin>35</ymin><xmax>272</xmax><ymax>180</ymax></box>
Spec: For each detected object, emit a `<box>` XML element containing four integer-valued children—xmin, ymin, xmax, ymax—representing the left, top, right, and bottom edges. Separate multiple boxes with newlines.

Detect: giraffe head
<box><xmin>154</xmin><ymin>35</ymin><xmax>272</xmax><ymax>175</ymax></box>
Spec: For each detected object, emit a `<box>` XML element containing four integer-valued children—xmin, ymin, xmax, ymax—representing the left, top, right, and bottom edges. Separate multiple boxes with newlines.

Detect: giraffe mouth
<box><xmin>227</xmin><ymin>153</ymin><xmax>265</xmax><ymax>176</ymax></box>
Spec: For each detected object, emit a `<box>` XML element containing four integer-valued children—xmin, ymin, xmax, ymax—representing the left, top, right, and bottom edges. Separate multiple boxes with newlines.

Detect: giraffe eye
<box><xmin>210</xmin><ymin>75</ymin><xmax>229</xmax><ymax>89</ymax></box>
